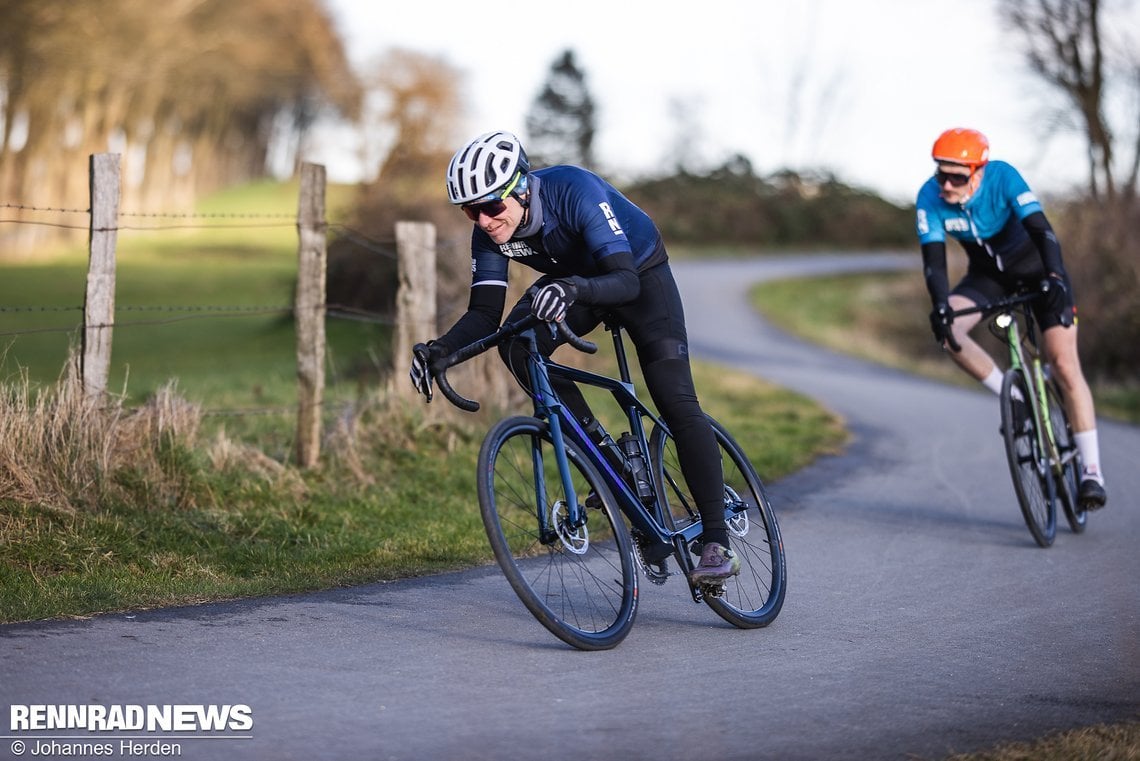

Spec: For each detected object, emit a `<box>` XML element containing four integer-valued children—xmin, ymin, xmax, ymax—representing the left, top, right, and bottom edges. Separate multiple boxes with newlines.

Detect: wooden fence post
<box><xmin>295</xmin><ymin>163</ymin><xmax>327</xmax><ymax>468</ymax></box>
<box><xmin>394</xmin><ymin>221</ymin><xmax>437</xmax><ymax>396</ymax></box>
<box><xmin>82</xmin><ymin>153</ymin><xmax>120</xmax><ymax>401</ymax></box>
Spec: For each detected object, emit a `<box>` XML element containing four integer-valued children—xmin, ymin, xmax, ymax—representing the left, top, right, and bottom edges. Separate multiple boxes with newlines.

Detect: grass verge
<box><xmin>750</xmin><ymin>270</ymin><xmax>1140</xmax><ymax>423</ymax></box>
<box><xmin>0</xmin><ymin>358</ymin><xmax>845</xmax><ymax>624</ymax></box>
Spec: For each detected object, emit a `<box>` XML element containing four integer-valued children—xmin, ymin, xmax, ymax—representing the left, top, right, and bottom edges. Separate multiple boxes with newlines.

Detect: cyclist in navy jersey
<box><xmin>915</xmin><ymin>127</ymin><xmax>1106</xmax><ymax>509</ymax></box>
<box><xmin>410</xmin><ymin>130</ymin><xmax>741</xmax><ymax>582</ymax></box>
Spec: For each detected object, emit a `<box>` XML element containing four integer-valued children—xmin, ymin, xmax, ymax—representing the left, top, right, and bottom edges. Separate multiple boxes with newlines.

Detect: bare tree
<box><xmin>999</xmin><ymin>0</ymin><xmax>1140</xmax><ymax>201</ymax></box>
<box><xmin>0</xmin><ymin>0</ymin><xmax>361</xmax><ymax>255</ymax></box>
<box><xmin>367</xmin><ymin>49</ymin><xmax>464</xmax><ymax>204</ymax></box>
<box><xmin>663</xmin><ymin>95</ymin><xmax>707</xmax><ymax>175</ymax></box>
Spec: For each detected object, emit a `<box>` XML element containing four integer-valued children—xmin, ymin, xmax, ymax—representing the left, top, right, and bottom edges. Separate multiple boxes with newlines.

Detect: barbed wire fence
<box><xmin>0</xmin><ymin>154</ymin><xmax>440</xmax><ymax>467</ymax></box>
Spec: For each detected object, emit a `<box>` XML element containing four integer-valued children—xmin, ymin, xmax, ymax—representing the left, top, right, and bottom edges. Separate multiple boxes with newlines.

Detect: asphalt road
<box><xmin>3</xmin><ymin>254</ymin><xmax>1137</xmax><ymax>761</ymax></box>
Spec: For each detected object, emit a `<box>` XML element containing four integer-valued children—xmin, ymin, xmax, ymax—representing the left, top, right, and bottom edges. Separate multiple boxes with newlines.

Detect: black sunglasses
<box><xmin>461</xmin><ymin>199</ymin><xmax>509</xmax><ymax>221</ymax></box>
<box><xmin>935</xmin><ymin>169</ymin><xmax>973</xmax><ymax>187</ymax></box>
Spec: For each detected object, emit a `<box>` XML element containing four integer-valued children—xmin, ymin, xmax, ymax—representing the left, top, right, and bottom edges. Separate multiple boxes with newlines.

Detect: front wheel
<box><xmin>477</xmin><ymin>416</ymin><xmax>638</xmax><ymax>651</ymax></box>
<box><xmin>650</xmin><ymin>416</ymin><xmax>786</xmax><ymax>628</ymax></box>
<box><xmin>1000</xmin><ymin>369</ymin><xmax>1056</xmax><ymax>547</ymax></box>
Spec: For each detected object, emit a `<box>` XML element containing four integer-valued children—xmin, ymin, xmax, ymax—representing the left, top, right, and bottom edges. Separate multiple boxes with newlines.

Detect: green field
<box><xmin>1</xmin><ymin>180</ymin><xmax>383</xmax><ymax>447</ymax></box>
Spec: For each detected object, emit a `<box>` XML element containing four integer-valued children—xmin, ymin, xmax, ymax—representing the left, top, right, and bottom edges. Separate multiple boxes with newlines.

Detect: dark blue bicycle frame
<box><xmin>517</xmin><ymin>323</ymin><xmax>706</xmax><ymax>554</ymax></box>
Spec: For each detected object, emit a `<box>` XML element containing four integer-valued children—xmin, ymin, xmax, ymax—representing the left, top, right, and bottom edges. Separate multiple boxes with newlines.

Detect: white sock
<box><xmin>981</xmin><ymin>367</ymin><xmax>1003</xmax><ymax>396</ymax></box>
<box><xmin>1073</xmin><ymin>430</ymin><xmax>1104</xmax><ymax>484</ymax></box>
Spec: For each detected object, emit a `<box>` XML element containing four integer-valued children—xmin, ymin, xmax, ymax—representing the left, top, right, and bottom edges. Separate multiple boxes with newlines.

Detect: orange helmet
<box><xmin>931</xmin><ymin>128</ymin><xmax>990</xmax><ymax>168</ymax></box>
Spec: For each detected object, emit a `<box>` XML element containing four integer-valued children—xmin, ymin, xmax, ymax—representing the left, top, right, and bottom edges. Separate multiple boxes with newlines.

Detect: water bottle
<box><xmin>617</xmin><ymin>432</ymin><xmax>654</xmax><ymax>502</ymax></box>
<box><xmin>584</xmin><ymin>418</ymin><xmax>625</xmax><ymax>472</ymax></box>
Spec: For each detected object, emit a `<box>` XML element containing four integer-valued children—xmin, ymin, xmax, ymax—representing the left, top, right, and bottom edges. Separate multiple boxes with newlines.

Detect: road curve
<box><xmin>2</xmin><ymin>254</ymin><xmax>1137</xmax><ymax>761</ymax></box>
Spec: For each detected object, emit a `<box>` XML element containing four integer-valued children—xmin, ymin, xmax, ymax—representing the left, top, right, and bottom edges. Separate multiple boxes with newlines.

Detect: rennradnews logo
<box><xmin>10</xmin><ymin>704</ymin><xmax>253</xmax><ymax>732</ymax></box>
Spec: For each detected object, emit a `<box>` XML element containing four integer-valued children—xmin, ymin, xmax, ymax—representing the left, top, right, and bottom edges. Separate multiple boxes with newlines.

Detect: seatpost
<box><xmin>609</xmin><ymin>323</ymin><xmax>633</xmax><ymax>384</ymax></box>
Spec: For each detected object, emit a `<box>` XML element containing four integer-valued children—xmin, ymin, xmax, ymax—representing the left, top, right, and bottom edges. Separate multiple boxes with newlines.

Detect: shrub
<box><xmin>1055</xmin><ymin>198</ymin><xmax>1140</xmax><ymax>383</ymax></box>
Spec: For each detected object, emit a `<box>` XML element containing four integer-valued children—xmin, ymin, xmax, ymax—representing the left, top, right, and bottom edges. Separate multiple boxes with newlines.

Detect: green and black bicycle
<box><xmin>953</xmin><ymin>290</ymin><xmax>1087</xmax><ymax>547</ymax></box>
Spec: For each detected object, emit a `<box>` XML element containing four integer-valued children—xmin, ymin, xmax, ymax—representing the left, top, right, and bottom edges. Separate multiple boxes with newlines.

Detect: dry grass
<box><xmin>939</xmin><ymin>720</ymin><xmax>1140</xmax><ymax>761</ymax></box>
<box><xmin>0</xmin><ymin>354</ymin><xmax>306</xmax><ymax>514</ymax></box>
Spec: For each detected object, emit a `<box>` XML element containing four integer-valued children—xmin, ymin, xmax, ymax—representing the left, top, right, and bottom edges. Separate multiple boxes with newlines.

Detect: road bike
<box><xmin>952</xmin><ymin>290</ymin><xmax>1086</xmax><ymax>548</ymax></box>
<box><xmin>431</xmin><ymin>313</ymin><xmax>786</xmax><ymax>650</ymax></box>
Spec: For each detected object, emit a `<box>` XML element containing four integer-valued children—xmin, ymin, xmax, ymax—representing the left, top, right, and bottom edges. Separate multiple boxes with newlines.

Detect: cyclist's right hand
<box><xmin>410</xmin><ymin>341</ymin><xmax>446</xmax><ymax>402</ymax></box>
<box><xmin>929</xmin><ymin>303</ymin><xmax>961</xmax><ymax>353</ymax></box>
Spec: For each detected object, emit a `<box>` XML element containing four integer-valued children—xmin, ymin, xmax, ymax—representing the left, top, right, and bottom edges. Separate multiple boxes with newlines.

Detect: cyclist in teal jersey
<box><xmin>915</xmin><ymin>128</ymin><xmax>1106</xmax><ymax>509</ymax></box>
<box><xmin>410</xmin><ymin>131</ymin><xmax>741</xmax><ymax>581</ymax></box>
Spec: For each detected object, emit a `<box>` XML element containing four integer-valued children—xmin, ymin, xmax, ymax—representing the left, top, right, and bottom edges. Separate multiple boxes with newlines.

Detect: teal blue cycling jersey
<box><xmin>915</xmin><ymin>160</ymin><xmax>1045</xmax><ymax>272</ymax></box>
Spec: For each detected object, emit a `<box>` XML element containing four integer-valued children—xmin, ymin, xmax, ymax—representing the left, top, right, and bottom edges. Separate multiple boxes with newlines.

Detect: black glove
<box><xmin>1040</xmin><ymin>274</ymin><xmax>1073</xmax><ymax>327</ymax></box>
<box><xmin>929</xmin><ymin>303</ymin><xmax>961</xmax><ymax>352</ymax></box>
<box><xmin>409</xmin><ymin>341</ymin><xmax>446</xmax><ymax>402</ymax></box>
<box><xmin>531</xmin><ymin>280</ymin><xmax>578</xmax><ymax>323</ymax></box>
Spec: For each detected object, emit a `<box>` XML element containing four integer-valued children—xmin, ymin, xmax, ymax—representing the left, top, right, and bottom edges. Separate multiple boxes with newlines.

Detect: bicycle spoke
<box><xmin>1001</xmin><ymin>370</ymin><xmax>1056</xmax><ymax>547</ymax></box>
<box><xmin>478</xmin><ymin>417</ymin><xmax>637</xmax><ymax>650</ymax></box>
<box><xmin>1047</xmin><ymin>381</ymin><xmax>1087</xmax><ymax>534</ymax></box>
<box><xmin>651</xmin><ymin>417</ymin><xmax>786</xmax><ymax>628</ymax></box>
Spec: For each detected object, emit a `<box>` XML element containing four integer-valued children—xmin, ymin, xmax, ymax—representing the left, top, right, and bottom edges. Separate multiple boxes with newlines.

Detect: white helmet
<box><xmin>445</xmin><ymin>131</ymin><xmax>530</xmax><ymax>205</ymax></box>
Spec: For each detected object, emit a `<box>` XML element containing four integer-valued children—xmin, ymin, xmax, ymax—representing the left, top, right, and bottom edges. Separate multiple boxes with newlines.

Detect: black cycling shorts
<box><xmin>954</xmin><ymin>264</ymin><xmax>1077</xmax><ymax>330</ymax></box>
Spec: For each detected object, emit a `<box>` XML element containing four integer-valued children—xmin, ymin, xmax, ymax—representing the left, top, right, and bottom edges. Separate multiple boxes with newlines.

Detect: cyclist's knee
<box><xmin>643</xmin><ymin>356</ymin><xmax>703</xmax><ymax>424</ymax></box>
<box><xmin>1051</xmin><ymin>353</ymin><xmax>1086</xmax><ymax>391</ymax></box>
<box><xmin>636</xmin><ymin>336</ymin><xmax>689</xmax><ymax>365</ymax></box>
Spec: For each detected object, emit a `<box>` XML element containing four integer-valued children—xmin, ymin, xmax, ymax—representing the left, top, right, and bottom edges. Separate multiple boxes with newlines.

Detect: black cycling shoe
<box><xmin>1078</xmin><ymin>479</ymin><xmax>1107</xmax><ymax>510</ymax></box>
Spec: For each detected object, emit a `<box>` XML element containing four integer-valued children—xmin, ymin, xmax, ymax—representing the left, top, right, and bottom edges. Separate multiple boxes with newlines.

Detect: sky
<box><xmin>314</xmin><ymin>0</ymin><xmax>1134</xmax><ymax>205</ymax></box>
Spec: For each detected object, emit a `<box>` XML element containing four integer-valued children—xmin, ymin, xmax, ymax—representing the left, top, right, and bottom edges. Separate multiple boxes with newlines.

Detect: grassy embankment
<box><xmin>750</xmin><ymin>271</ymin><xmax>1140</xmax><ymax>423</ymax></box>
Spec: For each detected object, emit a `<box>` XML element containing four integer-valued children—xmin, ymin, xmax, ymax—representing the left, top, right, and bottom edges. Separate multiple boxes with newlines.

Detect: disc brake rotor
<box><xmin>725</xmin><ymin>486</ymin><xmax>750</xmax><ymax>537</ymax></box>
<box><xmin>551</xmin><ymin>501</ymin><xmax>589</xmax><ymax>555</ymax></box>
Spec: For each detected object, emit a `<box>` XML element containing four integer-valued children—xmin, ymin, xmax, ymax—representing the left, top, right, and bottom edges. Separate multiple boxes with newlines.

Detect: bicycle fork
<box><xmin>524</xmin><ymin>349</ymin><xmax>588</xmax><ymax>544</ymax></box>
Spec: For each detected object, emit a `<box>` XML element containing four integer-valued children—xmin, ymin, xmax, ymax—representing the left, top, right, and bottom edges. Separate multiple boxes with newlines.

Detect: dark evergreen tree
<box><xmin>524</xmin><ymin>49</ymin><xmax>597</xmax><ymax>169</ymax></box>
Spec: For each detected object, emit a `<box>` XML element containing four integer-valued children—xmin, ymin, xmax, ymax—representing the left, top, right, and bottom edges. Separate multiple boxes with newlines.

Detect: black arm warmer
<box><xmin>435</xmin><ymin>284</ymin><xmax>506</xmax><ymax>355</ymax></box>
<box><xmin>1021</xmin><ymin>211</ymin><xmax>1065</xmax><ymax>276</ymax></box>
<box><xmin>920</xmin><ymin>241</ymin><xmax>950</xmax><ymax>304</ymax></box>
<box><xmin>563</xmin><ymin>251</ymin><xmax>640</xmax><ymax>306</ymax></box>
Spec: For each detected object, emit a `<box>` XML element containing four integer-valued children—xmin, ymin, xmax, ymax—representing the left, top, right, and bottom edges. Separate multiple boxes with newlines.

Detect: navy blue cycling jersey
<box><xmin>915</xmin><ymin>160</ymin><xmax>1045</xmax><ymax>273</ymax></box>
<box><xmin>468</xmin><ymin>165</ymin><xmax>668</xmax><ymax>288</ymax></box>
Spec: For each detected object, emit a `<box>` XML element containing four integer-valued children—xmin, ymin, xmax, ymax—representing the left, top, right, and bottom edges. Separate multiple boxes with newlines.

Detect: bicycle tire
<box><xmin>649</xmin><ymin>416</ymin><xmax>786</xmax><ymax>628</ymax></box>
<box><xmin>1000</xmin><ymin>369</ymin><xmax>1056</xmax><ymax>547</ymax></box>
<box><xmin>477</xmin><ymin>415</ymin><xmax>638</xmax><ymax>651</ymax></box>
<box><xmin>1045</xmin><ymin>380</ymin><xmax>1086</xmax><ymax>534</ymax></box>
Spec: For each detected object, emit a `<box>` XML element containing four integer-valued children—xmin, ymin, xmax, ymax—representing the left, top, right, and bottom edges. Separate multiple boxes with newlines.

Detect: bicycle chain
<box><xmin>632</xmin><ymin>540</ymin><xmax>670</xmax><ymax>585</ymax></box>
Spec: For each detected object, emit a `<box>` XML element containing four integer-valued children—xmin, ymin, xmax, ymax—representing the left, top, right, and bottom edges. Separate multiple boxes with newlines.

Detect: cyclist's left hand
<box><xmin>532</xmin><ymin>280</ymin><xmax>578</xmax><ymax>322</ymax></box>
<box><xmin>1039</xmin><ymin>273</ymin><xmax>1073</xmax><ymax>327</ymax></box>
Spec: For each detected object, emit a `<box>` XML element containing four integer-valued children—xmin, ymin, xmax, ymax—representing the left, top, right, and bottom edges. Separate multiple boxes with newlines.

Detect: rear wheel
<box><xmin>477</xmin><ymin>416</ymin><xmax>638</xmax><ymax>651</ymax></box>
<box><xmin>1046</xmin><ymin>380</ymin><xmax>1086</xmax><ymax>534</ymax></box>
<box><xmin>650</xmin><ymin>416</ymin><xmax>786</xmax><ymax>628</ymax></box>
<box><xmin>1000</xmin><ymin>370</ymin><xmax>1056</xmax><ymax>547</ymax></box>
